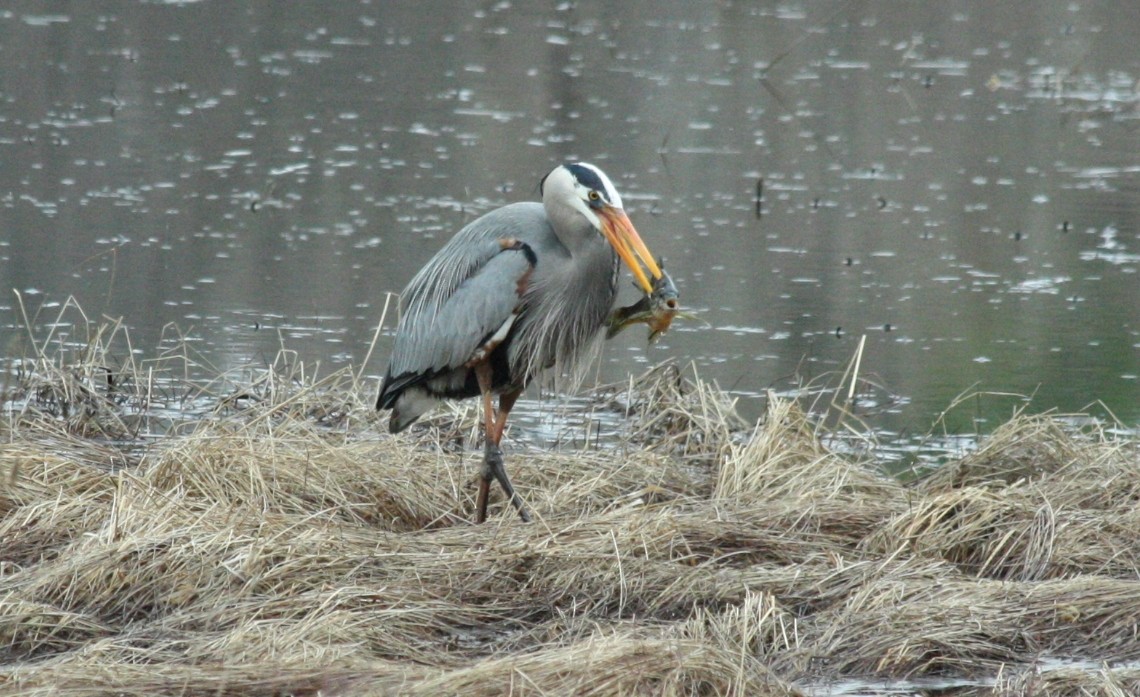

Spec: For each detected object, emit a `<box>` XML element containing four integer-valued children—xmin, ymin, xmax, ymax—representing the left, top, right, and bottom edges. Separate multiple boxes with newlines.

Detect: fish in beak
<box><xmin>606</xmin><ymin>262</ymin><xmax>698</xmax><ymax>343</ymax></box>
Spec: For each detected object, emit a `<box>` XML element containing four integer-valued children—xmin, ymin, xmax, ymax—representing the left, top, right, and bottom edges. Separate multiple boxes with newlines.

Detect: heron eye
<box><xmin>587</xmin><ymin>190</ymin><xmax>601</xmax><ymax>202</ymax></box>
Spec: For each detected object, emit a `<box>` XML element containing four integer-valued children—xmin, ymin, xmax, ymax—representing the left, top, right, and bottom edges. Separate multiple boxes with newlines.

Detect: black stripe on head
<box><xmin>565</xmin><ymin>163</ymin><xmax>618</xmax><ymax>206</ymax></box>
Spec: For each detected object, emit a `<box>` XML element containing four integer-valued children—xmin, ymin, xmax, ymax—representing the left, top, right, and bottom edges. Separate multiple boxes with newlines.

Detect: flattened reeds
<box><xmin>2</xmin><ymin>313</ymin><xmax>1139</xmax><ymax>695</ymax></box>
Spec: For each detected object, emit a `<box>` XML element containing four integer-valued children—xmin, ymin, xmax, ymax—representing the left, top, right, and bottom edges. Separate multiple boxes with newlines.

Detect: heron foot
<box><xmin>475</xmin><ymin>441</ymin><xmax>531</xmax><ymax>524</ymax></box>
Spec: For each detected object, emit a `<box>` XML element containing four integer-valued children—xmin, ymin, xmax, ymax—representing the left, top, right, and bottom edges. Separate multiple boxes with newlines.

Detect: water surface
<box><xmin>2</xmin><ymin>2</ymin><xmax>1137</xmax><ymax>458</ymax></box>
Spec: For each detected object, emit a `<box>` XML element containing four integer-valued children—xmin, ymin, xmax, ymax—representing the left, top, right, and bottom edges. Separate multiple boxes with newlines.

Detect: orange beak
<box><xmin>598</xmin><ymin>205</ymin><xmax>663</xmax><ymax>294</ymax></box>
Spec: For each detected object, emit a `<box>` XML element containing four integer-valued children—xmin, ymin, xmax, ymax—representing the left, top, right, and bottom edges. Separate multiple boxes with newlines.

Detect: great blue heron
<box><xmin>377</xmin><ymin>162</ymin><xmax>664</xmax><ymax>523</ymax></box>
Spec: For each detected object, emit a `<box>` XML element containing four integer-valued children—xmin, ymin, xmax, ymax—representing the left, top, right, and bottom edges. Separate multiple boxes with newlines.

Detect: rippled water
<box><xmin>1</xmin><ymin>2</ymin><xmax>1137</xmax><ymax>458</ymax></box>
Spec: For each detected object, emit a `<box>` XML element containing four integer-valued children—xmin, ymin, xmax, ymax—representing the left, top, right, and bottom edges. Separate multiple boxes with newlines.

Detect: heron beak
<box><xmin>598</xmin><ymin>206</ymin><xmax>663</xmax><ymax>294</ymax></box>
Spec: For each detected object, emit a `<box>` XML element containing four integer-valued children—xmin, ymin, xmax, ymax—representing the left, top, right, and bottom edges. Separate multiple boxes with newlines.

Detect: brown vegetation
<box><xmin>1</xmin><ymin>317</ymin><xmax>1138</xmax><ymax>696</ymax></box>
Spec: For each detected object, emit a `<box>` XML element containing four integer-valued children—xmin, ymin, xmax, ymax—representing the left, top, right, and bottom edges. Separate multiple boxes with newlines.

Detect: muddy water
<box><xmin>1</xmin><ymin>2</ymin><xmax>1137</xmax><ymax>459</ymax></box>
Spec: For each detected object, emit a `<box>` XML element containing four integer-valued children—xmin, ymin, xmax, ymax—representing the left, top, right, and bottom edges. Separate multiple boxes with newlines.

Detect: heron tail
<box><xmin>383</xmin><ymin>387</ymin><xmax>439</xmax><ymax>433</ymax></box>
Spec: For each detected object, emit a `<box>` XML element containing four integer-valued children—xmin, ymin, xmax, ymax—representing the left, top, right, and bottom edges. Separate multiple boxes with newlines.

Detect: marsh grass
<box><xmin>1</xmin><ymin>311</ymin><xmax>1138</xmax><ymax>696</ymax></box>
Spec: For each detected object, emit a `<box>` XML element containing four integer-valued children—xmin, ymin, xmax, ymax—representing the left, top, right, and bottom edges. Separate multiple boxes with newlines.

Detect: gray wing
<box><xmin>397</xmin><ymin>202</ymin><xmax>548</xmax><ymax>318</ymax></box>
<box><xmin>380</xmin><ymin>203</ymin><xmax>548</xmax><ymax>403</ymax></box>
<box><xmin>391</xmin><ymin>241</ymin><xmax>533</xmax><ymax>376</ymax></box>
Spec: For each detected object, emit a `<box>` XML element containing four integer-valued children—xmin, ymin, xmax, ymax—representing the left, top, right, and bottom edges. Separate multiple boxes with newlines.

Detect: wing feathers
<box><xmin>378</xmin><ymin>236</ymin><xmax>535</xmax><ymax>410</ymax></box>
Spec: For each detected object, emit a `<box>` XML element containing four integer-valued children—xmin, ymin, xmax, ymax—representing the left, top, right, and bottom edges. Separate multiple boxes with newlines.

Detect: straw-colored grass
<box><xmin>989</xmin><ymin>664</ymin><xmax>1140</xmax><ymax>697</ymax></box>
<box><xmin>2</xmin><ymin>313</ymin><xmax>1139</xmax><ymax>695</ymax></box>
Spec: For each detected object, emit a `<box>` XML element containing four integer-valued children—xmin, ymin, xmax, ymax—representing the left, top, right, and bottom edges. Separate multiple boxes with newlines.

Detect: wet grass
<box><xmin>2</xmin><ymin>313</ymin><xmax>1139</xmax><ymax>696</ymax></box>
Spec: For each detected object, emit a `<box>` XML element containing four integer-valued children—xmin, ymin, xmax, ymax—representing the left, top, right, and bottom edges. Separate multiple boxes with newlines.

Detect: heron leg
<box><xmin>482</xmin><ymin>440</ymin><xmax>530</xmax><ymax>522</ymax></box>
<box><xmin>474</xmin><ymin>366</ymin><xmax>497</xmax><ymax>524</ymax></box>
<box><xmin>491</xmin><ymin>389</ymin><xmax>520</xmax><ymax>443</ymax></box>
<box><xmin>490</xmin><ymin>389</ymin><xmax>529</xmax><ymax>522</ymax></box>
<box><xmin>473</xmin><ymin>368</ymin><xmax>530</xmax><ymax>523</ymax></box>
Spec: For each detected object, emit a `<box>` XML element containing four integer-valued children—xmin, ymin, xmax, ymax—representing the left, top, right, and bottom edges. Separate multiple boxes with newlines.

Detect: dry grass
<box><xmin>2</xmin><ymin>315</ymin><xmax>1139</xmax><ymax>696</ymax></box>
<box><xmin>988</xmin><ymin>664</ymin><xmax>1140</xmax><ymax>697</ymax></box>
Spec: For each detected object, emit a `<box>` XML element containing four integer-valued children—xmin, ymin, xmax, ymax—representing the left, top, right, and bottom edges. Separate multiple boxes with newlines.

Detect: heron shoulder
<box><xmin>453</xmin><ymin>202</ymin><xmax>554</xmax><ymax>249</ymax></box>
<box><xmin>400</xmin><ymin>203</ymin><xmax>544</xmax><ymax>303</ymax></box>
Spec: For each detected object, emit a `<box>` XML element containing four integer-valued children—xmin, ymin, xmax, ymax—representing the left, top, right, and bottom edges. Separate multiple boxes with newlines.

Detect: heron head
<box><xmin>541</xmin><ymin>162</ymin><xmax>663</xmax><ymax>294</ymax></box>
